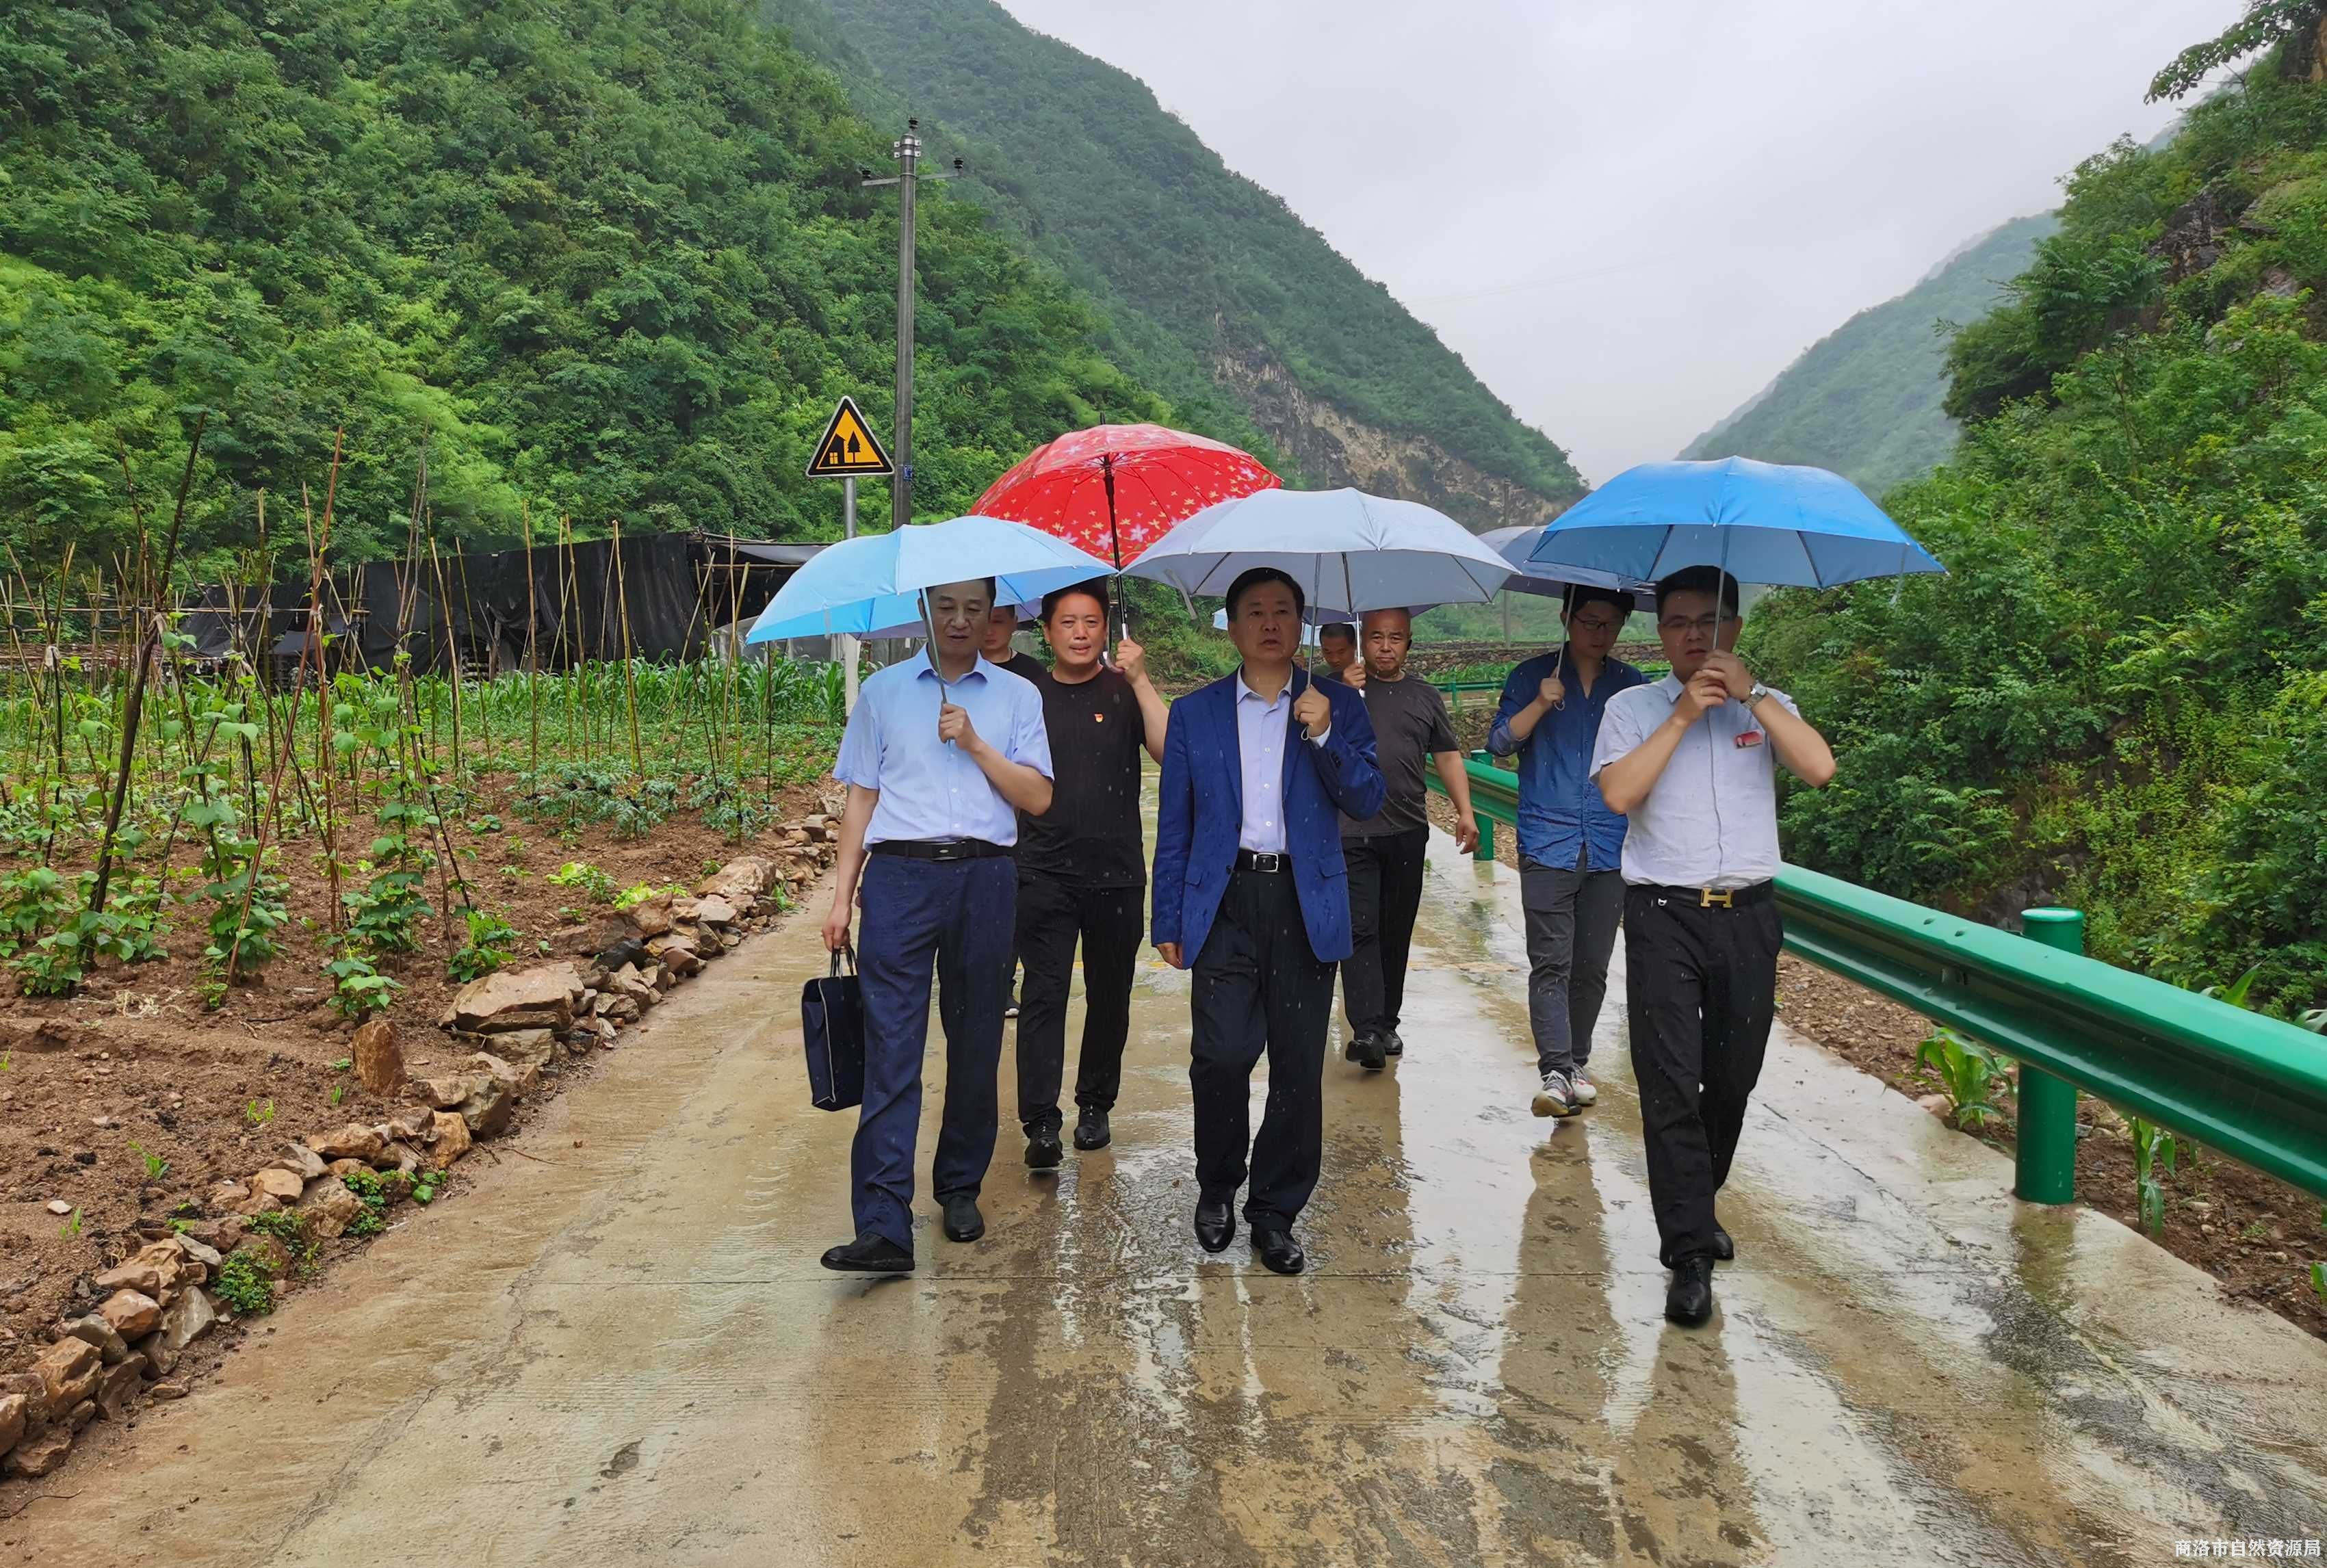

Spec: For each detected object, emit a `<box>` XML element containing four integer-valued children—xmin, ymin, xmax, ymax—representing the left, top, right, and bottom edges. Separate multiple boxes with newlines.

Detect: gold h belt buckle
<box><xmin>1698</xmin><ymin>887</ymin><xmax>1733</xmax><ymax>909</ymax></box>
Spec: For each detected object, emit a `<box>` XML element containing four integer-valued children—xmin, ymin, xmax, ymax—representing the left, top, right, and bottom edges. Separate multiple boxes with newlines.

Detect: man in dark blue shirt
<box><xmin>1487</xmin><ymin>586</ymin><xmax>1646</xmax><ymax>1119</ymax></box>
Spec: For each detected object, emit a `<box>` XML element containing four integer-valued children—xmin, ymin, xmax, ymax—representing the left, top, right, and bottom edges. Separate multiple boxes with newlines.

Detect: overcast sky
<box><xmin>994</xmin><ymin>0</ymin><xmax>2231</xmax><ymax>484</ymax></box>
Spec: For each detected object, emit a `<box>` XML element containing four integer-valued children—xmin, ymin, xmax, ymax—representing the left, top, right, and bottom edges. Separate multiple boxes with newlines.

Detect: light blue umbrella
<box><xmin>1477</xmin><ymin>525</ymin><xmax>1656</xmax><ymax>601</ymax></box>
<box><xmin>744</xmin><ymin>517</ymin><xmax>1115</xmax><ymax>644</ymax></box>
<box><xmin>1126</xmin><ymin>488</ymin><xmax>1512</xmax><ymax>616</ymax></box>
<box><xmin>1521</xmin><ymin>458</ymin><xmax>1945</xmax><ymax>588</ymax></box>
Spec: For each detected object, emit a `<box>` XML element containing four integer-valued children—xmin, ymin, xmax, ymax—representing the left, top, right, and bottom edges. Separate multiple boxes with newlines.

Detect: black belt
<box><xmin>1234</xmin><ymin>849</ymin><xmax>1291</xmax><ymax>874</ymax></box>
<box><xmin>870</xmin><ymin>838</ymin><xmax>1011</xmax><ymax>862</ymax></box>
<box><xmin>1637</xmin><ymin>880</ymin><xmax>1773</xmax><ymax>909</ymax></box>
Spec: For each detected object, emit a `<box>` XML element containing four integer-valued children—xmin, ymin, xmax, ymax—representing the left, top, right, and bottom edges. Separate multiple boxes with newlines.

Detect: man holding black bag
<box><xmin>818</xmin><ymin>577</ymin><xmax>1053</xmax><ymax>1274</ymax></box>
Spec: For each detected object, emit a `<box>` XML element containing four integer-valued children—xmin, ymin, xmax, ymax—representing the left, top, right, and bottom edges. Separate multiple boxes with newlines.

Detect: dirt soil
<box><xmin>1424</xmin><ymin>790</ymin><xmax>2327</xmax><ymax>1346</ymax></box>
<box><xmin>0</xmin><ymin>775</ymin><xmax>836</xmax><ymax>1382</ymax></box>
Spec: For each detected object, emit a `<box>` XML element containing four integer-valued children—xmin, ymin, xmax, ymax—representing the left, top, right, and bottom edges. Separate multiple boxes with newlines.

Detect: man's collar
<box><xmin>1235</xmin><ymin>668</ymin><xmax>1292</xmax><ymax>706</ymax></box>
<box><xmin>915</xmin><ymin>649</ymin><xmax>991</xmax><ymax>683</ymax></box>
<box><xmin>1658</xmin><ymin>672</ymin><xmax>1685</xmax><ymax>697</ymax></box>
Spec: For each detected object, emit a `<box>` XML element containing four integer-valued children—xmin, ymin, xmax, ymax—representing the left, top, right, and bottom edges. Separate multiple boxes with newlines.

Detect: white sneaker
<box><xmin>1531</xmin><ymin>1070</ymin><xmax>1578</xmax><ymax>1119</ymax></box>
<box><xmin>1570</xmin><ymin>1071</ymin><xmax>1598</xmax><ymax>1106</ymax></box>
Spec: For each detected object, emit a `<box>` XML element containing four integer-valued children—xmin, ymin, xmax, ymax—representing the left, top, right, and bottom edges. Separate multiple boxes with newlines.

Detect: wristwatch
<box><xmin>1744</xmin><ymin>681</ymin><xmax>1770</xmax><ymax>709</ymax></box>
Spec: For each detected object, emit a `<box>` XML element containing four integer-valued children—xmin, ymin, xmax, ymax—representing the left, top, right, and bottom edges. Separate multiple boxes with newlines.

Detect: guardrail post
<box><xmin>2015</xmin><ymin>909</ymin><xmax>2084</xmax><ymax>1204</ymax></box>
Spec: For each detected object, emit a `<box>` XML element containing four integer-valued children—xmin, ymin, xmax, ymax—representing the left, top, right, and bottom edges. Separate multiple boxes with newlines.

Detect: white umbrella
<box><xmin>1125</xmin><ymin>488</ymin><xmax>1512</xmax><ymax>616</ymax></box>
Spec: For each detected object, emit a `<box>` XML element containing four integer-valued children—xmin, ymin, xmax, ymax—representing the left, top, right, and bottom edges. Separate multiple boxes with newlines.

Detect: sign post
<box><xmin>807</xmin><ymin>396</ymin><xmax>896</xmax><ymax>714</ymax></box>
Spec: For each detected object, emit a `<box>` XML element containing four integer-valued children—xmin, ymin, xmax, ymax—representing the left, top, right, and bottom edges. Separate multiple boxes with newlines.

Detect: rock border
<box><xmin>0</xmin><ymin>837</ymin><xmax>831</xmax><ymax>1485</ymax></box>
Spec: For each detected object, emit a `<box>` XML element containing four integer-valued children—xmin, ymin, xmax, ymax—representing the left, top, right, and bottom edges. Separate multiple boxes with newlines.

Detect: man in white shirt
<box><xmin>1593</xmin><ymin>566</ymin><xmax>1834</xmax><ymax>1327</ymax></box>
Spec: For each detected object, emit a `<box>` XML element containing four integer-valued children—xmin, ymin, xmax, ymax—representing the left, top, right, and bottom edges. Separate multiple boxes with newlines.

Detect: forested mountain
<box><xmin>1682</xmin><ymin>215</ymin><xmax>2057</xmax><ymax>495</ymax></box>
<box><xmin>0</xmin><ymin>0</ymin><xmax>1173</xmax><ymax>569</ymax></box>
<box><xmin>1745</xmin><ymin>7</ymin><xmax>2327</xmax><ymax>1017</ymax></box>
<box><xmin>762</xmin><ymin>0</ymin><xmax>1585</xmax><ymax>528</ymax></box>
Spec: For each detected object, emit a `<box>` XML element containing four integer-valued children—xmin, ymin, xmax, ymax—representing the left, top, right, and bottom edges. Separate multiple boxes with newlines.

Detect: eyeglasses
<box><xmin>1568</xmin><ymin>615</ymin><xmax>1624</xmax><ymax>636</ymax></box>
<box><xmin>1658</xmin><ymin>614</ymin><xmax>1736</xmax><ymax>636</ymax></box>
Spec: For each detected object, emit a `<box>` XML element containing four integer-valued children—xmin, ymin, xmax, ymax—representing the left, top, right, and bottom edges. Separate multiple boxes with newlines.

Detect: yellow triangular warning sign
<box><xmin>806</xmin><ymin>395</ymin><xmax>894</xmax><ymax>478</ymax></box>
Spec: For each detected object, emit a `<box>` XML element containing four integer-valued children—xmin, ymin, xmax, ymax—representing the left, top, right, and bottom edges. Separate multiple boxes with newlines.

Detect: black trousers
<box><xmin>1190</xmin><ymin>868</ymin><xmax>1335</xmax><ymax>1229</ymax></box>
<box><xmin>1623</xmin><ymin>886</ymin><xmax>1782</xmax><ymax>1266</ymax></box>
<box><xmin>1341</xmin><ymin>827</ymin><xmax>1428</xmax><ymax>1041</ymax></box>
<box><xmin>1013</xmin><ymin>874</ymin><xmax>1143</xmax><ymax>1134</ymax></box>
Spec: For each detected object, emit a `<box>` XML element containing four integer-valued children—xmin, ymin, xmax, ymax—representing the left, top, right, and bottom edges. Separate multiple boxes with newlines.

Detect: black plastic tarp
<box><xmin>181</xmin><ymin>535</ymin><xmax>819</xmax><ymax>675</ymax></box>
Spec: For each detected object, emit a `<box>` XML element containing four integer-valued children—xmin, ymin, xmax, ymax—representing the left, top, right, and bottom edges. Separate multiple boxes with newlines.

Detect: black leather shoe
<box><xmin>1194</xmin><ymin>1199</ymin><xmax>1234</xmax><ymax>1253</ymax></box>
<box><xmin>1664</xmin><ymin>1255</ymin><xmax>1715</xmax><ymax>1326</ymax></box>
<box><xmin>821</xmin><ymin>1232</ymin><xmax>913</xmax><ymax>1272</ymax></box>
<box><xmin>1344</xmin><ymin>1032</ymin><xmax>1386</xmax><ymax>1072</ymax></box>
<box><xmin>1251</xmin><ymin>1227</ymin><xmax>1305</xmax><ymax>1275</ymax></box>
<box><xmin>1072</xmin><ymin>1108</ymin><xmax>1111</xmax><ymax>1151</ymax></box>
<box><xmin>1383</xmin><ymin>1030</ymin><xmax>1405</xmax><ymax>1058</ymax></box>
<box><xmin>1711</xmin><ymin>1225</ymin><xmax>1735</xmax><ymax>1263</ymax></box>
<box><xmin>941</xmin><ymin>1194</ymin><xmax>985</xmax><ymax>1243</ymax></box>
<box><xmin>1025</xmin><ymin>1129</ymin><xmax>1063</xmax><ymax>1170</ymax></box>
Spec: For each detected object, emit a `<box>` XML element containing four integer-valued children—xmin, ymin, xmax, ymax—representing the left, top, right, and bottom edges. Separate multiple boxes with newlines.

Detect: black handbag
<box><xmin>802</xmin><ymin>943</ymin><xmax>866</xmax><ymax>1112</ymax></box>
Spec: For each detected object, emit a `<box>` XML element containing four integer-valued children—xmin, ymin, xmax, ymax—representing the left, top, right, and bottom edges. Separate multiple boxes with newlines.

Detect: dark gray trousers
<box><xmin>1520</xmin><ymin>853</ymin><xmax>1626</xmax><ymax>1077</ymax></box>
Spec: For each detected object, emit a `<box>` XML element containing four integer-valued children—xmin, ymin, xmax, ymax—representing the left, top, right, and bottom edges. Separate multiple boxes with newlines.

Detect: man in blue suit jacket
<box><xmin>1154</xmin><ymin>567</ymin><xmax>1384</xmax><ymax>1275</ymax></box>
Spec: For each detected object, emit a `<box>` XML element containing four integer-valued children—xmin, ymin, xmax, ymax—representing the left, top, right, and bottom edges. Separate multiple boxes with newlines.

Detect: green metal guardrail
<box><xmin>1426</xmin><ymin>753</ymin><xmax>2327</xmax><ymax>1205</ymax></box>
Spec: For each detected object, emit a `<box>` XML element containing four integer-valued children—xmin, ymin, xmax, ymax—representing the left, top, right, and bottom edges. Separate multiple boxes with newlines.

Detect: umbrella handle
<box><xmin>919</xmin><ymin>588</ymin><xmax>951</xmax><ymax>722</ymax></box>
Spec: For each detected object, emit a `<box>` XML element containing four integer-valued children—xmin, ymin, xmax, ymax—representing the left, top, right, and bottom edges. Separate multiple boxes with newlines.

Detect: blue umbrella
<box><xmin>744</xmin><ymin>517</ymin><xmax>1115</xmax><ymax>644</ymax></box>
<box><xmin>1521</xmin><ymin>458</ymin><xmax>1945</xmax><ymax>588</ymax></box>
<box><xmin>1472</xmin><ymin>525</ymin><xmax>1656</xmax><ymax>604</ymax></box>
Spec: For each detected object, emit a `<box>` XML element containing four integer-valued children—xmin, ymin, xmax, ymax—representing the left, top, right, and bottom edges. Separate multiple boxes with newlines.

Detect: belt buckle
<box><xmin>1699</xmin><ymin>887</ymin><xmax>1732</xmax><ymax>909</ymax></box>
<box><xmin>931</xmin><ymin>841</ymin><xmax>967</xmax><ymax>863</ymax></box>
<box><xmin>1251</xmin><ymin>852</ymin><xmax>1282</xmax><ymax>874</ymax></box>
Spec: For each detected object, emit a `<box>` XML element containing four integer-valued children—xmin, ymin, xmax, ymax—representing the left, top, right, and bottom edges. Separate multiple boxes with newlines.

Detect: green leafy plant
<box><xmin>246</xmin><ymin>1208</ymin><xmax>306</xmax><ymax>1242</ymax></box>
<box><xmin>129</xmin><ymin>1142</ymin><xmax>168</xmax><ymax>1181</ymax></box>
<box><xmin>2130</xmin><ymin>1117</ymin><xmax>2179</xmax><ymax>1238</ymax></box>
<box><xmin>58</xmin><ymin>1206</ymin><xmax>81</xmax><ymax>1239</ymax></box>
<box><xmin>447</xmin><ymin>907</ymin><xmax>521</xmax><ymax>983</ymax></box>
<box><xmin>245</xmin><ymin>1098</ymin><xmax>276</xmax><ymax>1126</ymax></box>
<box><xmin>1916</xmin><ymin>1028</ymin><xmax>2005</xmax><ymax>1129</ymax></box>
<box><xmin>213</xmin><ymin>1250</ymin><xmax>276</xmax><ymax>1316</ymax></box>
<box><xmin>613</xmin><ymin>880</ymin><xmax>684</xmax><ymax>913</ymax></box>
<box><xmin>323</xmin><ymin>952</ymin><xmax>403</xmax><ymax>1022</ymax></box>
<box><xmin>329</xmin><ymin>1084</ymin><xmax>346</xmax><ymax>1107</ymax></box>
<box><xmin>2313</xmin><ymin>1262</ymin><xmax>2326</xmax><ymax>1308</ymax></box>
<box><xmin>547</xmin><ymin>861</ymin><xmax>619</xmax><ymax>904</ymax></box>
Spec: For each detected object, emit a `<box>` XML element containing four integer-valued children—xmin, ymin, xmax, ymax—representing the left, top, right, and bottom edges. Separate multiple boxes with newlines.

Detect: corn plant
<box><xmin>2130</xmin><ymin>1116</ymin><xmax>2178</xmax><ymax>1238</ymax></box>
<box><xmin>1916</xmin><ymin>1027</ymin><xmax>2005</xmax><ymax>1129</ymax></box>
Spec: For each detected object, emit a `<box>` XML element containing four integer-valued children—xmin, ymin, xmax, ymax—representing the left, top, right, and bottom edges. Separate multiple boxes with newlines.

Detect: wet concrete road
<box><xmin>24</xmin><ymin>824</ymin><xmax>2327</xmax><ymax>1567</ymax></box>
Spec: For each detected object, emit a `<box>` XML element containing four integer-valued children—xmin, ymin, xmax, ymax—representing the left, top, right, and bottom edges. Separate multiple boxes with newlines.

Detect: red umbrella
<box><xmin>972</xmin><ymin>423</ymin><xmax>1279</xmax><ymax>573</ymax></box>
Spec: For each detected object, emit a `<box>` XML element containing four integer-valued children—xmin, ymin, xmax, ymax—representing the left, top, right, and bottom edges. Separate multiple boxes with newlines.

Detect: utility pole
<box><xmin>863</xmin><ymin>120</ymin><xmax>962</xmax><ymax>531</ymax></box>
<box><xmin>841</xmin><ymin>475</ymin><xmax>858</xmax><ymax>713</ymax></box>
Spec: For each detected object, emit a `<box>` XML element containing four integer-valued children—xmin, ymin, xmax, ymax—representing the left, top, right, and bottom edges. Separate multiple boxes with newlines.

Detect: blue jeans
<box><xmin>851</xmin><ymin>854</ymin><xmax>1015</xmax><ymax>1248</ymax></box>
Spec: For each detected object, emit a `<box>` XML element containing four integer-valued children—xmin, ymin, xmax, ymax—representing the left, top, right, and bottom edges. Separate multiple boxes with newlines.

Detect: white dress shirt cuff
<box><xmin>1306</xmin><ymin>723</ymin><xmax>1330</xmax><ymax>746</ymax></box>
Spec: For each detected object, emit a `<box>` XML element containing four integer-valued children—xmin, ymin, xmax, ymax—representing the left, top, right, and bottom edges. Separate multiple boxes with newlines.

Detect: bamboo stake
<box><xmin>610</xmin><ymin>517</ymin><xmax>643</xmax><ymax>779</ymax></box>
<box><xmin>522</xmin><ymin>498</ymin><xmax>541</xmax><ymax>771</ymax></box>
<box><xmin>89</xmin><ymin>413</ymin><xmax>207</xmax><ymax>917</ymax></box>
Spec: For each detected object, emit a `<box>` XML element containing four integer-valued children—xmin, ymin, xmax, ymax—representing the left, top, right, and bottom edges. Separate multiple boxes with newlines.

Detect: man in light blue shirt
<box><xmin>820</xmin><ymin>577</ymin><xmax>1053</xmax><ymax>1272</ymax></box>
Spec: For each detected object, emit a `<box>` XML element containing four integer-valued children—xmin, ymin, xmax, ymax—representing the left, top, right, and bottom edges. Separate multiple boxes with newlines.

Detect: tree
<box><xmin>2148</xmin><ymin>0</ymin><xmax>2326</xmax><ymax>102</ymax></box>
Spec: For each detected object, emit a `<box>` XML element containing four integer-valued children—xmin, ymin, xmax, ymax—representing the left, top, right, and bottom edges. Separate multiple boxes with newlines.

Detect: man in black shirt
<box><xmin>981</xmin><ymin>604</ymin><xmax>1047</xmax><ymax>1018</ymax></box>
<box><xmin>1338</xmin><ymin>607</ymin><xmax>1477</xmax><ymax>1071</ymax></box>
<box><xmin>1014</xmin><ymin>580</ymin><xmax>1169</xmax><ymax>1165</ymax></box>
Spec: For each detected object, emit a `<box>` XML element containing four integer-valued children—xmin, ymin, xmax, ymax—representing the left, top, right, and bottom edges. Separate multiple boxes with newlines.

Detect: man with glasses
<box><xmin>1487</xmin><ymin>585</ymin><xmax>1645</xmax><ymax>1118</ymax></box>
<box><xmin>1593</xmin><ymin>566</ymin><xmax>1834</xmax><ymax>1327</ymax></box>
